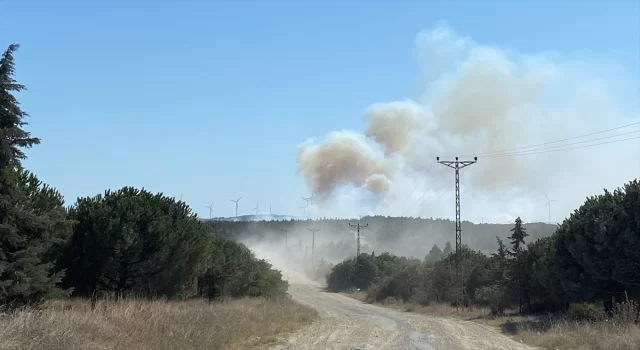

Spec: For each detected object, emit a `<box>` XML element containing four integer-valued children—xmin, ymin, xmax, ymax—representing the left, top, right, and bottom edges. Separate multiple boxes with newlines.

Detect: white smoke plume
<box><xmin>296</xmin><ymin>24</ymin><xmax>640</xmax><ymax>223</ymax></box>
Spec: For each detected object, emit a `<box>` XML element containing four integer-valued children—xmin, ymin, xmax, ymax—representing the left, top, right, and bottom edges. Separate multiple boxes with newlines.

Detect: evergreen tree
<box><xmin>508</xmin><ymin>217</ymin><xmax>530</xmax><ymax>313</ymax></box>
<box><xmin>476</xmin><ymin>237</ymin><xmax>510</xmax><ymax>315</ymax></box>
<box><xmin>442</xmin><ymin>241</ymin><xmax>454</xmax><ymax>256</ymax></box>
<box><xmin>425</xmin><ymin>244</ymin><xmax>443</xmax><ymax>262</ymax></box>
<box><xmin>490</xmin><ymin>236</ymin><xmax>509</xmax><ymax>285</ymax></box>
<box><xmin>0</xmin><ymin>44</ymin><xmax>71</xmax><ymax>308</ymax></box>
<box><xmin>555</xmin><ymin>180</ymin><xmax>640</xmax><ymax>302</ymax></box>
<box><xmin>508</xmin><ymin>217</ymin><xmax>528</xmax><ymax>257</ymax></box>
<box><xmin>61</xmin><ymin>187</ymin><xmax>210</xmax><ymax>300</ymax></box>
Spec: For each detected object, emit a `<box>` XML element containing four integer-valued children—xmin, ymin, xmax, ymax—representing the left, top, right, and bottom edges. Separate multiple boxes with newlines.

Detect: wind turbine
<box><xmin>230</xmin><ymin>196</ymin><xmax>242</xmax><ymax>217</ymax></box>
<box><xmin>204</xmin><ymin>201</ymin><xmax>214</xmax><ymax>219</ymax></box>
<box><xmin>302</xmin><ymin>190</ymin><xmax>316</xmax><ymax>206</ymax></box>
<box><xmin>253</xmin><ymin>201</ymin><xmax>261</xmax><ymax>215</ymax></box>
<box><xmin>543</xmin><ymin>192</ymin><xmax>557</xmax><ymax>224</ymax></box>
<box><xmin>300</xmin><ymin>201</ymin><xmax>309</xmax><ymax>216</ymax></box>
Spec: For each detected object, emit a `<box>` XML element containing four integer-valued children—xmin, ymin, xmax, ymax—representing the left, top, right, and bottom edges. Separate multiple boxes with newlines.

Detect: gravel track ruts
<box><xmin>271</xmin><ymin>272</ymin><xmax>533</xmax><ymax>350</ymax></box>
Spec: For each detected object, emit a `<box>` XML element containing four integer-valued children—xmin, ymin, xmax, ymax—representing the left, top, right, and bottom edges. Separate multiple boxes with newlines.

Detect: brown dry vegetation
<box><xmin>0</xmin><ymin>297</ymin><xmax>317</xmax><ymax>350</ymax></box>
<box><xmin>343</xmin><ymin>292</ymin><xmax>640</xmax><ymax>350</ymax></box>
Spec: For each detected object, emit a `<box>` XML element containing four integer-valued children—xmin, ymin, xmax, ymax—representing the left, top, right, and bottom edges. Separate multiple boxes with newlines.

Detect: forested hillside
<box><xmin>202</xmin><ymin>216</ymin><xmax>557</xmax><ymax>264</ymax></box>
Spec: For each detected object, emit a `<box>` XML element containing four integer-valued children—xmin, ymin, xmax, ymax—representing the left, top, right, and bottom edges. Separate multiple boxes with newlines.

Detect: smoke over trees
<box><xmin>294</xmin><ymin>24</ymin><xmax>638</xmax><ymax>224</ymax></box>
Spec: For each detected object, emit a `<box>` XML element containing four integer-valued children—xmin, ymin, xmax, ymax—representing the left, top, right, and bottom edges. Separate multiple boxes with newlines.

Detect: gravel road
<box><xmin>272</xmin><ymin>272</ymin><xmax>533</xmax><ymax>350</ymax></box>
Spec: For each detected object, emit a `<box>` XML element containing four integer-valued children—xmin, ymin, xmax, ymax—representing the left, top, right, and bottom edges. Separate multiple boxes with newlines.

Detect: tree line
<box><xmin>203</xmin><ymin>214</ymin><xmax>556</xmax><ymax>262</ymax></box>
<box><xmin>0</xmin><ymin>44</ymin><xmax>287</xmax><ymax>310</ymax></box>
<box><xmin>325</xmin><ymin>179</ymin><xmax>640</xmax><ymax>321</ymax></box>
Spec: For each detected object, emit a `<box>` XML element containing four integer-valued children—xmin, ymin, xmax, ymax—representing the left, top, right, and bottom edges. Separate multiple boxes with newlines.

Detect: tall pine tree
<box><xmin>508</xmin><ymin>217</ymin><xmax>530</xmax><ymax>313</ymax></box>
<box><xmin>442</xmin><ymin>241</ymin><xmax>454</xmax><ymax>256</ymax></box>
<box><xmin>0</xmin><ymin>44</ymin><xmax>71</xmax><ymax>308</ymax></box>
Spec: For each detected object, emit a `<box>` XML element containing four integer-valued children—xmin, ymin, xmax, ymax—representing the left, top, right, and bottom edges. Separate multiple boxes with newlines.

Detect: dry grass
<box><xmin>342</xmin><ymin>292</ymin><xmax>640</xmax><ymax>350</ymax></box>
<box><xmin>0</xmin><ymin>297</ymin><xmax>317</xmax><ymax>350</ymax></box>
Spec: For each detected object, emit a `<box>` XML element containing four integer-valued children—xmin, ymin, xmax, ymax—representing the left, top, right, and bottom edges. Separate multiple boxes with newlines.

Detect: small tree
<box><xmin>442</xmin><ymin>241</ymin><xmax>454</xmax><ymax>256</ymax></box>
<box><xmin>425</xmin><ymin>244</ymin><xmax>443</xmax><ymax>262</ymax></box>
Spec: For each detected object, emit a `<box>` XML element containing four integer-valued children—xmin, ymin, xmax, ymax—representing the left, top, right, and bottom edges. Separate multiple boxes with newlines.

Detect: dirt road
<box><xmin>272</xmin><ymin>274</ymin><xmax>533</xmax><ymax>350</ymax></box>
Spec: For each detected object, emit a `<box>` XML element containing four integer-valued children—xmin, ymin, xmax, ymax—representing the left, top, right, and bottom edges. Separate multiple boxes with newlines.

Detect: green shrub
<box><xmin>568</xmin><ymin>302</ymin><xmax>606</xmax><ymax>321</ymax></box>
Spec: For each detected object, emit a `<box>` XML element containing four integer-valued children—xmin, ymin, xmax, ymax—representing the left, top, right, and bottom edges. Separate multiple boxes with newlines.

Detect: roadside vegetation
<box><xmin>326</xmin><ymin>179</ymin><xmax>640</xmax><ymax>350</ymax></box>
<box><xmin>0</xmin><ymin>44</ymin><xmax>315</xmax><ymax>349</ymax></box>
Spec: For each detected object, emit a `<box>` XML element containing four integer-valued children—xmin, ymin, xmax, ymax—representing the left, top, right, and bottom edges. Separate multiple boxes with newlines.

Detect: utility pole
<box><xmin>349</xmin><ymin>222</ymin><xmax>368</xmax><ymax>259</ymax></box>
<box><xmin>308</xmin><ymin>228</ymin><xmax>320</xmax><ymax>266</ymax></box>
<box><xmin>437</xmin><ymin>156</ymin><xmax>477</xmax><ymax>306</ymax></box>
<box><xmin>283</xmin><ymin>229</ymin><xmax>288</xmax><ymax>249</ymax></box>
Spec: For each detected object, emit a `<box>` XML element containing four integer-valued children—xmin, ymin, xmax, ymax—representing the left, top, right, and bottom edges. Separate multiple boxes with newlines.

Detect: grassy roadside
<box><xmin>0</xmin><ymin>297</ymin><xmax>317</xmax><ymax>350</ymax></box>
<box><xmin>343</xmin><ymin>292</ymin><xmax>640</xmax><ymax>350</ymax></box>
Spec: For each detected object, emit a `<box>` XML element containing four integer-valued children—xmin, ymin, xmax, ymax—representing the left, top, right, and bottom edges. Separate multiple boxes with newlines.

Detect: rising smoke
<box><xmin>296</xmin><ymin>24</ymin><xmax>639</xmax><ymax>223</ymax></box>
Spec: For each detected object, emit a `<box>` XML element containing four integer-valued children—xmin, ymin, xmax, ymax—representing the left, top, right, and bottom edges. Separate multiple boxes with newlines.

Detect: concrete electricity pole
<box><xmin>308</xmin><ymin>228</ymin><xmax>320</xmax><ymax>266</ymax></box>
<box><xmin>437</xmin><ymin>156</ymin><xmax>477</xmax><ymax>305</ymax></box>
<box><xmin>349</xmin><ymin>222</ymin><xmax>368</xmax><ymax>259</ymax></box>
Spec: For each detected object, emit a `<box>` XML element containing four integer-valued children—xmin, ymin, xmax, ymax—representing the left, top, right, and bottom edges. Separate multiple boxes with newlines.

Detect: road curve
<box><xmin>272</xmin><ymin>275</ymin><xmax>533</xmax><ymax>350</ymax></box>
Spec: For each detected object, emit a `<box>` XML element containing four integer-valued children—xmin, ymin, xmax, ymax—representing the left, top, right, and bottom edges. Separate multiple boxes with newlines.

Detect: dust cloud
<box><xmin>296</xmin><ymin>24</ymin><xmax>639</xmax><ymax>223</ymax></box>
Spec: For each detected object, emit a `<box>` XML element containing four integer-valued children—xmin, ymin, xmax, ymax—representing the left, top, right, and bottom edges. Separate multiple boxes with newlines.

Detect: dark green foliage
<box><xmin>507</xmin><ymin>217</ymin><xmax>530</xmax><ymax>313</ymax></box>
<box><xmin>442</xmin><ymin>241</ymin><xmax>453</xmax><ymax>256</ymax></box>
<box><xmin>326</xmin><ymin>245</ymin><xmax>492</xmax><ymax>306</ymax></box>
<box><xmin>61</xmin><ymin>187</ymin><xmax>211</xmax><ymax>298</ymax></box>
<box><xmin>197</xmin><ymin>235</ymin><xmax>288</xmax><ymax>300</ymax></box>
<box><xmin>0</xmin><ymin>44</ymin><xmax>71</xmax><ymax>309</ymax></box>
<box><xmin>0</xmin><ymin>44</ymin><xmax>40</xmax><ymax>166</ymax></box>
<box><xmin>555</xmin><ymin>180</ymin><xmax>640</xmax><ymax>301</ymax></box>
<box><xmin>568</xmin><ymin>302</ymin><xmax>606</xmax><ymax>321</ymax></box>
<box><xmin>425</xmin><ymin>244</ymin><xmax>443</xmax><ymax>262</ymax></box>
<box><xmin>60</xmin><ymin>187</ymin><xmax>290</xmax><ymax>301</ymax></box>
<box><xmin>325</xmin><ymin>257</ymin><xmax>357</xmax><ymax>292</ymax></box>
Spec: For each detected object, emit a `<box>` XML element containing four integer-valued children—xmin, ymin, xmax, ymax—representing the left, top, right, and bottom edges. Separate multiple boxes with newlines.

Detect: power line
<box><xmin>486</xmin><ymin>136</ymin><xmax>640</xmax><ymax>158</ymax></box>
<box><xmin>408</xmin><ymin>167</ymin><xmax>471</xmax><ymax>216</ymax></box>
<box><xmin>485</xmin><ymin>130</ymin><xmax>639</xmax><ymax>157</ymax></box>
<box><xmin>459</xmin><ymin>121</ymin><xmax>640</xmax><ymax>157</ymax></box>
<box><xmin>392</xmin><ymin>162</ymin><xmax>437</xmax><ymax>216</ymax></box>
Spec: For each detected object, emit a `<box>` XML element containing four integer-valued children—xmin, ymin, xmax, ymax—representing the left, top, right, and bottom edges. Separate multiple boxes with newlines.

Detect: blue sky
<box><xmin>2</xmin><ymin>0</ymin><xmax>639</xmax><ymax>220</ymax></box>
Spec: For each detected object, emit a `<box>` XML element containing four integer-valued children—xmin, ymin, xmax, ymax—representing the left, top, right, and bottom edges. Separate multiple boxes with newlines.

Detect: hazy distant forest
<box><xmin>204</xmin><ymin>217</ymin><xmax>556</xmax><ymax>263</ymax></box>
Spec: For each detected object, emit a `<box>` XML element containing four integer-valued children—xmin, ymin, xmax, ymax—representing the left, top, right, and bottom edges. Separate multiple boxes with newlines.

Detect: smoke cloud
<box><xmin>296</xmin><ymin>24</ymin><xmax>640</xmax><ymax>223</ymax></box>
